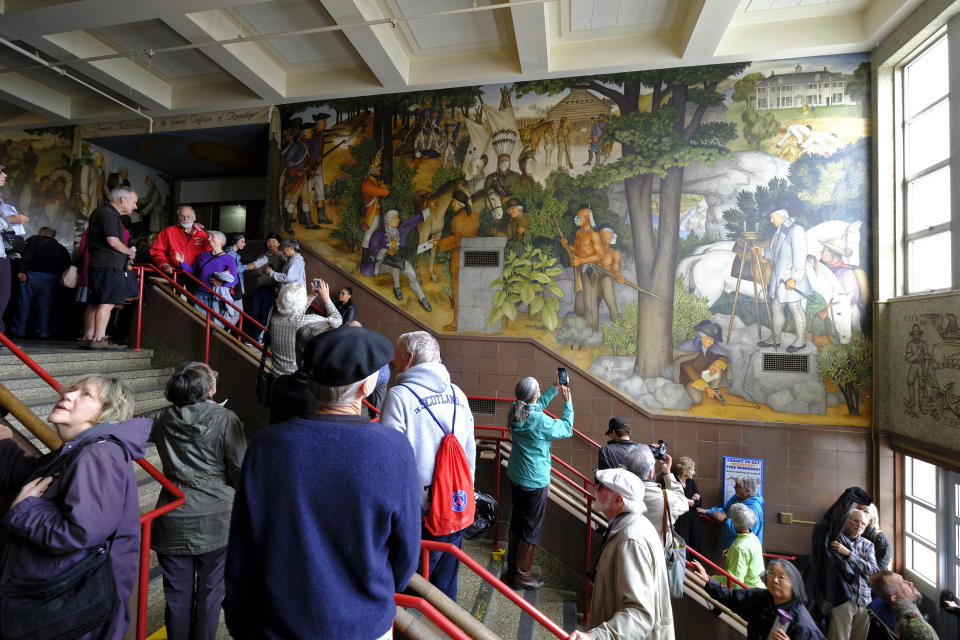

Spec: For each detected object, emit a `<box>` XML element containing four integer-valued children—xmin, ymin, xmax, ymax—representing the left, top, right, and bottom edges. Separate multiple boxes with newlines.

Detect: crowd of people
<box><xmin>0</xmin><ymin>174</ymin><xmax>944</xmax><ymax>640</ymax></box>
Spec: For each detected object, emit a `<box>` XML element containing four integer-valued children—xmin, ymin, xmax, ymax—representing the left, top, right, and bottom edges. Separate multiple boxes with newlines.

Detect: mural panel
<box><xmin>277</xmin><ymin>54</ymin><xmax>872</xmax><ymax>426</ymax></box>
<box><xmin>0</xmin><ymin>128</ymin><xmax>75</xmax><ymax>247</ymax></box>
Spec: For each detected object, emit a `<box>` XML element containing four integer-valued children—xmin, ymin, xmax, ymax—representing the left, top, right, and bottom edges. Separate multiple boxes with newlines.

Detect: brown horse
<box><xmin>415</xmin><ymin>177</ymin><xmax>470</xmax><ymax>282</ymax></box>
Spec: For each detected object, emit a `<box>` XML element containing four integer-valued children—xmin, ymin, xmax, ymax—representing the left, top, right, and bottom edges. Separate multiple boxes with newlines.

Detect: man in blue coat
<box><xmin>225</xmin><ymin>327</ymin><xmax>421</xmax><ymax>640</ymax></box>
<box><xmin>753</xmin><ymin>208</ymin><xmax>812</xmax><ymax>352</ymax></box>
<box><xmin>699</xmin><ymin>476</ymin><xmax>764</xmax><ymax>550</ymax></box>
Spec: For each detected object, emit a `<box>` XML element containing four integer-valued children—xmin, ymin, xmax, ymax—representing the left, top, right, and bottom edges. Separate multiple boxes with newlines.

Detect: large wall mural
<box><xmin>277</xmin><ymin>53</ymin><xmax>872</xmax><ymax>426</ymax></box>
<box><xmin>0</xmin><ymin>128</ymin><xmax>76</xmax><ymax>246</ymax></box>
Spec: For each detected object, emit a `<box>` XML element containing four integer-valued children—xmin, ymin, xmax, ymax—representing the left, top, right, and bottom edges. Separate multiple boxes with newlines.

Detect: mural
<box><xmin>0</xmin><ymin>128</ymin><xmax>76</xmax><ymax>247</ymax></box>
<box><xmin>83</xmin><ymin>142</ymin><xmax>173</xmax><ymax>240</ymax></box>
<box><xmin>276</xmin><ymin>53</ymin><xmax>872</xmax><ymax>425</ymax></box>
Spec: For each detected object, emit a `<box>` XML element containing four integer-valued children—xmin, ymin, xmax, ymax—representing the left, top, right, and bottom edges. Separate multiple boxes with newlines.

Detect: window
<box><xmin>902</xmin><ymin>35</ymin><xmax>952</xmax><ymax>292</ymax></box>
<box><xmin>903</xmin><ymin>455</ymin><xmax>960</xmax><ymax>601</ymax></box>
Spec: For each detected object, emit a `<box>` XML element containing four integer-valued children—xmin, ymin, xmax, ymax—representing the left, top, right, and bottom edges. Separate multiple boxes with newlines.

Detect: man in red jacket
<box><xmin>151</xmin><ymin>205</ymin><xmax>209</xmax><ymax>274</ymax></box>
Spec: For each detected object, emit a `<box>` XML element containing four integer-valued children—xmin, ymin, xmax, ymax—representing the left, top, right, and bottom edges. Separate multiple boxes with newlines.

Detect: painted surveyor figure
<box><xmin>673</xmin><ymin>320</ymin><xmax>730</xmax><ymax>404</ymax></box>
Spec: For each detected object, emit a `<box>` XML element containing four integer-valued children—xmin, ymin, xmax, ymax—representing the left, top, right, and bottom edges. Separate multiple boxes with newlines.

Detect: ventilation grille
<box><xmin>468</xmin><ymin>398</ymin><xmax>497</xmax><ymax>414</ymax></box>
<box><xmin>762</xmin><ymin>353</ymin><xmax>809</xmax><ymax>373</ymax></box>
<box><xmin>464</xmin><ymin>251</ymin><xmax>500</xmax><ymax>267</ymax></box>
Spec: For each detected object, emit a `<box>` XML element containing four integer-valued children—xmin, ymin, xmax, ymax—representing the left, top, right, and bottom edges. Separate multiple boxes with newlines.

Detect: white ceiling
<box><xmin>0</xmin><ymin>0</ymin><xmax>923</xmax><ymax>130</ymax></box>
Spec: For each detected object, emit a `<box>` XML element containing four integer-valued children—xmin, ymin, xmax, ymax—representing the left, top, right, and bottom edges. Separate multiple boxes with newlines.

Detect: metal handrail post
<box><xmin>583</xmin><ymin>494</ymin><xmax>593</xmax><ymax>624</ymax></box>
<box><xmin>204</xmin><ymin>313</ymin><xmax>211</xmax><ymax>364</ymax></box>
<box><xmin>492</xmin><ymin>439</ymin><xmax>502</xmax><ymax>549</ymax></box>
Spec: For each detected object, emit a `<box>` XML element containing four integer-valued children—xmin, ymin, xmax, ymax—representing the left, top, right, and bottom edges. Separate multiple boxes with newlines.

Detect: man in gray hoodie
<box><xmin>380</xmin><ymin>331</ymin><xmax>475</xmax><ymax>601</ymax></box>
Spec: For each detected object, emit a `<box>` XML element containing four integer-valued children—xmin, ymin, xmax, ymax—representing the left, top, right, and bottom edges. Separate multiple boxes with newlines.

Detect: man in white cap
<box><xmin>752</xmin><ymin>208</ymin><xmax>811</xmax><ymax>352</ymax></box>
<box><xmin>568</xmin><ymin>467</ymin><xmax>674</xmax><ymax>640</ymax></box>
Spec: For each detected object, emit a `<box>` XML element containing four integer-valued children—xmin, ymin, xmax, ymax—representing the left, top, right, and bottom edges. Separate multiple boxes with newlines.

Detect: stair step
<box><xmin>0</xmin><ymin>347</ymin><xmax>154</xmax><ymax>366</ymax></box>
<box><xmin>6</xmin><ymin>369</ymin><xmax>175</xmax><ymax>401</ymax></box>
<box><xmin>0</xmin><ymin>355</ymin><xmax>157</xmax><ymax>378</ymax></box>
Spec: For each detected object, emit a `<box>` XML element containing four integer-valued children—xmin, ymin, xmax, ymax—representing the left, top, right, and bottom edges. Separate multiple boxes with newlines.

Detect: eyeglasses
<box><xmin>767</xmin><ymin>573</ymin><xmax>791</xmax><ymax>583</ymax></box>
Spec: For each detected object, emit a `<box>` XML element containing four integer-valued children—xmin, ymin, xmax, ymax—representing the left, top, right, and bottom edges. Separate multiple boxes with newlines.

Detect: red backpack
<box><xmin>401</xmin><ymin>384</ymin><xmax>475</xmax><ymax>536</ymax></box>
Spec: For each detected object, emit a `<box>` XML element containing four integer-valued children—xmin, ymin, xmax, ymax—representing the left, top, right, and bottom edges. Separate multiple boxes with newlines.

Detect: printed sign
<box><xmin>721</xmin><ymin>456</ymin><xmax>764</xmax><ymax>506</ymax></box>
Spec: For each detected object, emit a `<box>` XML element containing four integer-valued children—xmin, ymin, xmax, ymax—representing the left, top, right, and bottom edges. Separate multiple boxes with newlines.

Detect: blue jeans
<box><xmin>420</xmin><ymin>527</ymin><xmax>463</xmax><ymax>602</ymax></box>
<box><xmin>12</xmin><ymin>271</ymin><xmax>58</xmax><ymax>337</ymax></box>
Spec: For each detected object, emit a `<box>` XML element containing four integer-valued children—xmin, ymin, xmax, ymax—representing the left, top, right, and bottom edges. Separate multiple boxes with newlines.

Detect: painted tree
<box><xmin>846</xmin><ymin>61</ymin><xmax>871</xmax><ymax>119</ymax></box>
<box><xmin>515</xmin><ymin>63</ymin><xmax>749</xmax><ymax>377</ymax></box>
<box><xmin>732</xmin><ymin>72</ymin><xmax>765</xmax><ymax>107</ymax></box>
<box><xmin>741</xmin><ymin>107</ymin><xmax>780</xmax><ymax>151</ymax></box>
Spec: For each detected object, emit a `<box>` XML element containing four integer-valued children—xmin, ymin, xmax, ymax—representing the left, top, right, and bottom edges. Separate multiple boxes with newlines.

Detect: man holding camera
<box><xmin>623</xmin><ymin>444</ymin><xmax>689</xmax><ymax>547</ymax></box>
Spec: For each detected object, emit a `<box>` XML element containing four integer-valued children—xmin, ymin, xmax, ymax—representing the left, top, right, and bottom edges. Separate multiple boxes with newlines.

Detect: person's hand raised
<box><xmin>12</xmin><ymin>476</ymin><xmax>53</xmax><ymax>509</ymax></box>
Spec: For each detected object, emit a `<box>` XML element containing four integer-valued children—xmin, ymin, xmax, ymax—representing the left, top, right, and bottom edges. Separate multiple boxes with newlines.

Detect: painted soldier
<box><xmin>360</xmin><ymin>150</ymin><xmax>390</xmax><ymax>265</ymax></box>
<box><xmin>280</xmin><ymin>126</ymin><xmax>317</xmax><ymax>234</ymax></box>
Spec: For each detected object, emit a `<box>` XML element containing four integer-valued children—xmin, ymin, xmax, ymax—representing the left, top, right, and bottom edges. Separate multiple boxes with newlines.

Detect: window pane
<box><xmin>906</xmin><ymin>100</ymin><xmax>950</xmax><ymax>175</ymax></box>
<box><xmin>907</xmin><ymin>167</ymin><xmax>951</xmax><ymax>233</ymax></box>
<box><xmin>910</xmin><ymin>502</ymin><xmax>938</xmax><ymax>544</ymax></box>
<box><xmin>910</xmin><ymin>457</ymin><xmax>938</xmax><ymax>503</ymax></box>
<box><xmin>906</xmin><ymin>37</ymin><xmax>950</xmax><ymax>118</ymax></box>
<box><xmin>907</xmin><ymin>538</ymin><xmax>938</xmax><ymax>585</ymax></box>
<box><xmin>908</xmin><ymin>232</ymin><xmax>953</xmax><ymax>292</ymax></box>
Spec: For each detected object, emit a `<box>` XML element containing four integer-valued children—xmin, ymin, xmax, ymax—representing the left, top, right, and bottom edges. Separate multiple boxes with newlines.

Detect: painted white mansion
<box><xmin>753</xmin><ymin>64</ymin><xmax>858</xmax><ymax>110</ymax></box>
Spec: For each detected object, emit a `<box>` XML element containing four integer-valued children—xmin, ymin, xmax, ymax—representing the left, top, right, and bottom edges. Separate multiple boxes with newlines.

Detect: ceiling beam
<box><xmin>38</xmin><ymin>31</ymin><xmax>172</xmax><ymax>111</ymax></box>
<box><xmin>0</xmin><ymin>71</ymin><xmax>71</xmax><ymax>122</ymax></box>
<box><xmin>173</xmin><ymin>9</ymin><xmax>286</xmax><ymax>101</ymax></box>
<box><xmin>319</xmin><ymin>0</ymin><xmax>409</xmax><ymax>88</ymax></box>
<box><xmin>717</xmin><ymin>14</ymin><xmax>867</xmax><ymax>59</ymax></box>
<box><xmin>680</xmin><ymin>0</ymin><xmax>741</xmax><ymax>59</ymax></box>
<box><xmin>510</xmin><ymin>0</ymin><xmax>550</xmax><ymax>74</ymax></box>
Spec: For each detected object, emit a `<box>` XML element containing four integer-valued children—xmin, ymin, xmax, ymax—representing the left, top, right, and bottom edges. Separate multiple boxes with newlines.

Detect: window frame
<box><xmin>898</xmin><ymin>30</ymin><xmax>954</xmax><ymax>295</ymax></box>
<box><xmin>902</xmin><ymin>455</ymin><xmax>960</xmax><ymax>601</ymax></box>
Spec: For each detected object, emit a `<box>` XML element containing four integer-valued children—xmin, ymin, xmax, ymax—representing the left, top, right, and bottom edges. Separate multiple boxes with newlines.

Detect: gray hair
<box><xmin>312</xmin><ymin>371</ymin><xmax>376</xmax><ymax>406</ymax></box>
<box><xmin>864</xmin><ymin>503</ymin><xmax>879</xmax><ymax>528</ymax></box>
<box><xmin>736</xmin><ymin>476</ymin><xmax>758</xmax><ymax>496</ymax></box>
<box><xmin>108</xmin><ymin>186</ymin><xmax>136</xmax><ymax>203</ymax></box>
<box><xmin>397</xmin><ymin>331</ymin><xmax>441</xmax><ymax>365</ymax></box>
<box><xmin>384</xmin><ymin>209</ymin><xmax>400</xmax><ymax>225</ymax></box>
<box><xmin>281</xmin><ymin>238</ymin><xmax>299</xmax><ymax>250</ymax></box>
<box><xmin>206</xmin><ymin>230</ymin><xmax>226</xmax><ymax>245</ymax></box>
<box><xmin>296</xmin><ymin>322</ymin><xmax>332</xmax><ymax>369</ymax></box>
<box><xmin>763</xmin><ymin>559</ymin><xmax>806</xmax><ymax>604</ymax></box>
<box><xmin>176</xmin><ymin>205</ymin><xmax>195</xmax><ymax>217</ymax></box>
<box><xmin>845</xmin><ymin>507</ymin><xmax>868</xmax><ymax>525</ymax></box>
<box><xmin>729</xmin><ymin>502</ymin><xmax>757</xmax><ymax>531</ymax></box>
<box><xmin>623</xmin><ymin>445</ymin><xmax>656</xmax><ymax>482</ymax></box>
<box><xmin>508</xmin><ymin>377</ymin><xmax>539</xmax><ymax>425</ymax></box>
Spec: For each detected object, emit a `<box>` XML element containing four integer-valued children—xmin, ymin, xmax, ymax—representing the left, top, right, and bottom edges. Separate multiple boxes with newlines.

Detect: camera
<box><xmin>648</xmin><ymin>439</ymin><xmax>667</xmax><ymax>461</ymax></box>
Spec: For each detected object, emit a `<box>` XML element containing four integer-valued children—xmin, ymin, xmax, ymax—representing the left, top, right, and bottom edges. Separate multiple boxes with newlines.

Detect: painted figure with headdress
<box><xmin>360</xmin><ymin>149</ymin><xmax>390</xmax><ymax>264</ymax></box>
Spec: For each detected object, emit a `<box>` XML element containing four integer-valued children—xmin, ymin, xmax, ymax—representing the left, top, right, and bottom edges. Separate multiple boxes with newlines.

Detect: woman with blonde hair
<box><xmin>672</xmin><ymin>455</ymin><xmax>702</xmax><ymax>552</ymax></box>
<box><xmin>0</xmin><ymin>374</ymin><xmax>150</xmax><ymax>640</ymax></box>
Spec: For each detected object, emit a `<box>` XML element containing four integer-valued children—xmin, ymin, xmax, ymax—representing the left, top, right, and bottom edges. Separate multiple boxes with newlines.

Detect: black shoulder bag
<box><xmin>0</xmin><ymin>439</ymin><xmax>123</xmax><ymax>640</ymax></box>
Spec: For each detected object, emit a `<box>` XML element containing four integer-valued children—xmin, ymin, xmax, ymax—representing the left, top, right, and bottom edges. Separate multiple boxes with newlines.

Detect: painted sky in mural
<box><xmin>277</xmin><ymin>52</ymin><xmax>872</xmax><ymax>426</ymax></box>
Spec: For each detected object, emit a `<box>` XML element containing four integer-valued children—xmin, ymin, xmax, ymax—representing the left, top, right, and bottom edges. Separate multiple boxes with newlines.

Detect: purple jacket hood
<box><xmin>74</xmin><ymin>417</ymin><xmax>151</xmax><ymax>459</ymax></box>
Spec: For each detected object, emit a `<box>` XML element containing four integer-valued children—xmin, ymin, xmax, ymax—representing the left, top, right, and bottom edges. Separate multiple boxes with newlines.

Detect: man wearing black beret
<box><xmin>225</xmin><ymin>327</ymin><xmax>421</xmax><ymax>640</ymax></box>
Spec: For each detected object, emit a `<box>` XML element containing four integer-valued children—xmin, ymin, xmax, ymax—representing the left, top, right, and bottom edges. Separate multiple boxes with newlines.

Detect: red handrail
<box><xmin>135</xmin><ymin>458</ymin><xmax>185</xmax><ymax>640</ymax></box>
<box><xmin>175</xmin><ymin>267</ymin><xmax>269</xmax><ymax>335</ymax></box>
<box><xmin>0</xmin><ymin>339</ymin><xmax>185</xmax><ymax>640</ymax></box>
<box><xmin>419</xmin><ymin>540</ymin><xmax>567</xmax><ymax>639</ymax></box>
<box><xmin>466</xmin><ymin>394</ymin><xmax>602</xmax><ymax>449</ymax></box>
<box><xmin>394</xmin><ymin>594</ymin><xmax>472</xmax><ymax>640</ymax></box>
<box><xmin>685</xmin><ymin>545</ymin><xmax>748</xmax><ymax>589</ymax></box>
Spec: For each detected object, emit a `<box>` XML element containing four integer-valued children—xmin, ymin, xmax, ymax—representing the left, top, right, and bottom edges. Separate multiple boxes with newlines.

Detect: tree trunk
<box><xmin>373</xmin><ymin>107</ymin><xmax>395</xmax><ymax>183</ymax></box>
<box><xmin>842</xmin><ymin>382</ymin><xmax>860</xmax><ymax>416</ymax></box>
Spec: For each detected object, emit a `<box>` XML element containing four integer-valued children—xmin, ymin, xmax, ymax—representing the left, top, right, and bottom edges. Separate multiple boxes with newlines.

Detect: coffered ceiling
<box><xmin>0</xmin><ymin>0</ymin><xmax>922</xmax><ymax>130</ymax></box>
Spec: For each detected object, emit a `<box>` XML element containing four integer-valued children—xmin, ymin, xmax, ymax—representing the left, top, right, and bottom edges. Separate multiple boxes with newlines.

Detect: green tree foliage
<box><xmin>817</xmin><ymin>331</ymin><xmax>872</xmax><ymax>416</ymax></box>
<box><xmin>732</xmin><ymin>72</ymin><xmax>766</xmax><ymax>105</ymax></box>
<box><xmin>846</xmin><ymin>61</ymin><xmax>871</xmax><ymax>119</ymax></box>
<box><xmin>383</xmin><ymin>158</ymin><xmax>419</xmax><ymax>222</ymax></box>
<box><xmin>330</xmin><ymin>139</ymin><xmax>376</xmax><ymax>252</ymax></box>
<box><xmin>722</xmin><ymin>177</ymin><xmax>799</xmax><ymax>237</ymax></box>
<box><xmin>672</xmin><ymin>276</ymin><xmax>712</xmax><ymax>348</ymax></box>
<box><xmin>741</xmin><ymin>108</ymin><xmax>780</xmax><ymax>151</ymax></box>
<box><xmin>787</xmin><ymin>138</ymin><xmax>869</xmax><ymax>225</ymax></box>
<box><xmin>602</xmin><ymin>301</ymin><xmax>638</xmax><ymax>356</ymax></box>
<box><xmin>514</xmin><ymin>64</ymin><xmax>749</xmax><ymax>377</ymax></box>
<box><xmin>428</xmin><ymin>166</ymin><xmax>462</xmax><ymax>191</ymax></box>
<box><xmin>488</xmin><ymin>244</ymin><xmax>564</xmax><ymax>331</ymax></box>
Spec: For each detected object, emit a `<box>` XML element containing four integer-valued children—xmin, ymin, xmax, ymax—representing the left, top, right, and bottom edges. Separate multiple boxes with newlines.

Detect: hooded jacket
<box><xmin>507</xmin><ymin>386</ymin><xmax>573</xmax><ymax>490</ymax></box>
<box><xmin>0</xmin><ymin>418</ymin><xmax>151</xmax><ymax>640</ymax></box>
<box><xmin>146</xmin><ymin>401</ymin><xmax>247</xmax><ymax>555</ymax></box>
<box><xmin>707</xmin><ymin>493</ymin><xmax>765</xmax><ymax>549</ymax></box>
<box><xmin>380</xmin><ymin>361</ymin><xmax>475</xmax><ymax>513</ymax></box>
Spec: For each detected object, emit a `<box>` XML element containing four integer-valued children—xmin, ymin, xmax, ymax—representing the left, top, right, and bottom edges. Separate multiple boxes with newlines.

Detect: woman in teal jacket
<box><xmin>504</xmin><ymin>373</ymin><xmax>573</xmax><ymax>589</ymax></box>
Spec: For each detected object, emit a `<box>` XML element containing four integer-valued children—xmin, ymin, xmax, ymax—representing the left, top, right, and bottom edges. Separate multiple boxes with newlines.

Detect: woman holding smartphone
<box><xmin>504</xmin><ymin>369</ymin><xmax>573</xmax><ymax>590</ymax></box>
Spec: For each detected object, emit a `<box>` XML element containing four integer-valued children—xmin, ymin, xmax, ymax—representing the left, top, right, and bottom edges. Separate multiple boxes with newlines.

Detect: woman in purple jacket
<box><xmin>176</xmin><ymin>229</ymin><xmax>238</xmax><ymax>321</ymax></box>
<box><xmin>0</xmin><ymin>374</ymin><xmax>151</xmax><ymax>640</ymax></box>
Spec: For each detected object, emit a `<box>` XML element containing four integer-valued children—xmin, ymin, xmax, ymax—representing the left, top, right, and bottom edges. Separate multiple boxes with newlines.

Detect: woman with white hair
<box><xmin>698</xmin><ymin>475</ymin><xmax>764</xmax><ymax>549</ymax></box>
<box><xmin>504</xmin><ymin>372</ymin><xmax>573</xmax><ymax>590</ymax></box>
<box><xmin>176</xmin><ymin>229</ymin><xmax>238</xmax><ymax>324</ymax></box>
<box><xmin>711</xmin><ymin>502</ymin><xmax>764</xmax><ymax>588</ymax></box>
<box><xmin>269</xmin><ymin>280</ymin><xmax>341</xmax><ymax>377</ymax></box>
<box><xmin>0</xmin><ymin>375</ymin><xmax>151</xmax><ymax>640</ymax></box>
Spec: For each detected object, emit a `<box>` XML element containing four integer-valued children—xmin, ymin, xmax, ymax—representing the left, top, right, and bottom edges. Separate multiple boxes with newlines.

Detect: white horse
<box><xmin>676</xmin><ymin>250</ymin><xmax>854</xmax><ymax>343</ymax></box>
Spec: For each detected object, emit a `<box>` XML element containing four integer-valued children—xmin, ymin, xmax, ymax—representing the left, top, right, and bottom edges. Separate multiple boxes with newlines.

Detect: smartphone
<box><xmin>557</xmin><ymin>367</ymin><xmax>569</xmax><ymax>386</ymax></box>
<box><xmin>312</xmin><ymin>278</ymin><xmax>321</xmax><ymax>290</ymax></box>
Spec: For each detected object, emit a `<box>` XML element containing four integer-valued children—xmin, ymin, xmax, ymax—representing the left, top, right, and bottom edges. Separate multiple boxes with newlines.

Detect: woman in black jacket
<box><xmin>690</xmin><ymin>558</ymin><xmax>825</xmax><ymax>640</ymax></box>
<box><xmin>335</xmin><ymin>286</ymin><xmax>357</xmax><ymax>324</ymax></box>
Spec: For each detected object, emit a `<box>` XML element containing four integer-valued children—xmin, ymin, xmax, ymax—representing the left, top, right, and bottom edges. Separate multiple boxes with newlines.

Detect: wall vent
<box><xmin>464</xmin><ymin>251</ymin><xmax>500</xmax><ymax>267</ymax></box>
<box><xmin>468</xmin><ymin>398</ymin><xmax>497</xmax><ymax>414</ymax></box>
<box><xmin>762</xmin><ymin>353</ymin><xmax>809</xmax><ymax>373</ymax></box>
